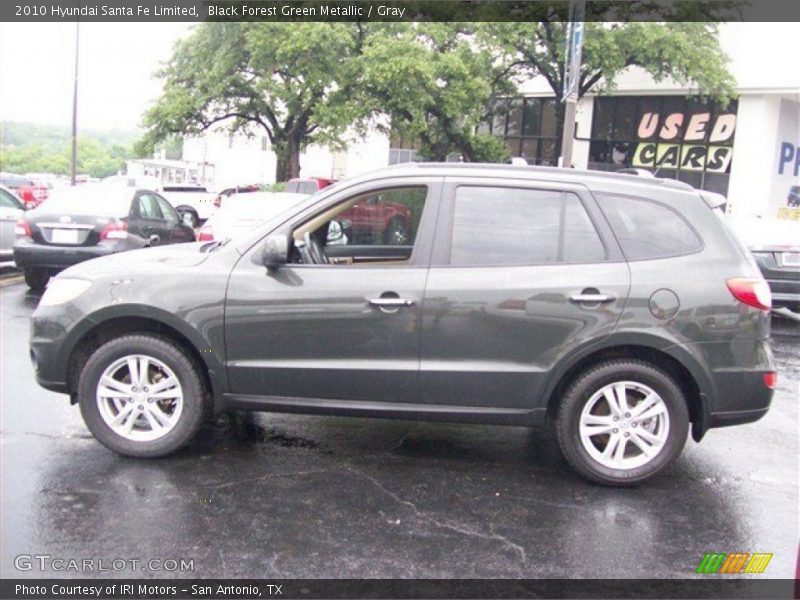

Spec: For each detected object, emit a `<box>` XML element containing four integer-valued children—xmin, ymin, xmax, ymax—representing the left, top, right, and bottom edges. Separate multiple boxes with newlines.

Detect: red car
<box><xmin>287</xmin><ymin>178</ymin><xmax>413</xmax><ymax>245</ymax></box>
<box><xmin>286</xmin><ymin>177</ymin><xmax>337</xmax><ymax>195</ymax></box>
<box><xmin>0</xmin><ymin>175</ymin><xmax>50</xmax><ymax>209</ymax></box>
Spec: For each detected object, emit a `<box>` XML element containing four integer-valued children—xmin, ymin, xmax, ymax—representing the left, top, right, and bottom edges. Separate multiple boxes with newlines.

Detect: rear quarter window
<box><xmin>597</xmin><ymin>193</ymin><xmax>702</xmax><ymax>260</ymax></box>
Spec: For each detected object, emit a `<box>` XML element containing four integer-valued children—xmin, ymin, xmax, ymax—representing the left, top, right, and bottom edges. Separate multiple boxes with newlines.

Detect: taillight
<box><xmin>763</xmin><ymin>372</ymin><xmax>777</xmax><ymax>389</ymax></box>
<box><xmin>101</xmin><ymin>220</ymin><xmax>128</xmax><ymax>240</ymax></box>
<box><xmin>726</xmin><ymin>278</ymin><xmax>772</xmax><ymax>311</ymax></box>
<box><xmin>15</xmin><ymin>219</ymin><xmax>31</xmax><ymax>238</ymax></box>
<box><xmin>198</xmin><ymin>225</ymin><xmax>214</xmax><ymax>241</ymax></box>
<box><xmin>213</xmin><ymin>195</ymin><xmax>222</xmax><ymax>208</ymax></box>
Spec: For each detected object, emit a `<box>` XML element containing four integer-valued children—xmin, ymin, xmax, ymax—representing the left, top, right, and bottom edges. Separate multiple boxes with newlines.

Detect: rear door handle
<box><xmin>570</xmin><ymin>292</ymin><xmax>615</xmax><ymax>303</ymax></box>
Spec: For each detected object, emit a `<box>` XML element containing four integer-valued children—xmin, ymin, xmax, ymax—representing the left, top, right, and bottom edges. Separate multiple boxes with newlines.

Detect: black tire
<box><xmin>24</xmin><ymin>267</ymin><xmax>50</xmax><ymax>291</ymax></box>
<box><xmin>555</xmin><ymin>359</ymin><xmax>689</xmax><ymax>486</ymax></box>
<box><xmin>77</xmin><ymin>334</ymin><xmax>209</xmax><ymax>458</ymax></box>
<box><xmin>383</xmin><ymin>216</ymin><xmax>410</xmax><ymax>245</ymax></box>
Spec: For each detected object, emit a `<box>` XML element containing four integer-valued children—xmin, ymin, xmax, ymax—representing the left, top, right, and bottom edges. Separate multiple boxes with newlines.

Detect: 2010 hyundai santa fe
<box><xmin>30</xmin><ymin>164</ymin><xmax>776</xmax><ymax>486</ymax></box>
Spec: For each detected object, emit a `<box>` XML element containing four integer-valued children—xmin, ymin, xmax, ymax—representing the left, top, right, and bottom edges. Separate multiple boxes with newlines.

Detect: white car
<box><xmin>0</xmin><ymin>185</ymin><xmax>26</xmax><ymax>262</ymax></box>
<box><xmin>159</xmin><ymin>185</ymin><xmax>218</xmax><ymax>227</ymax></box>
<box><xmin>197</xmin><ymin>192</ymin><xmax>310</xmax><ymax>242</ymax></box>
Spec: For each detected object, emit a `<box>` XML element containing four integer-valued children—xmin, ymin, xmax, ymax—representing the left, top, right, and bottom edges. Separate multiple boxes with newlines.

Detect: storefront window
<box><xmin>586</xmin><ymin>95</ymin><xmax>738</xmax><ymax>196</ymax></box>
<box><xmin>482</xmin><ymin>97</ymin><xmax>559</xmax><ymax>166</ymax></box>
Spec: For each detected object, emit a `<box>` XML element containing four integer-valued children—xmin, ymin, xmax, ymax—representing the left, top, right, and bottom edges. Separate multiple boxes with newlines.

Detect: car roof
<box><xmin>351</xmin><ymin>162</ymin><xmax>694</xmax><ymax>190</ymax></box>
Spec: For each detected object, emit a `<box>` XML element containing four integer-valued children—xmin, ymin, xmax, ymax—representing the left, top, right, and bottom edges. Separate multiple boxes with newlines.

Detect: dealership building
<box><xmin>179</xmin><ymin>23</ymin><xmax>798</xmax><ymax>220</ymax></box>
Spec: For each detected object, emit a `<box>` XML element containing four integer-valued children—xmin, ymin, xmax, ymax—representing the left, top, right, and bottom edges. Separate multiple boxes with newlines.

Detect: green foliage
<box><xmin>142</xmin><ymin>21</ymin><xmax>735</xmax><ymax>171</ymax></box>
<box><xmin>142</xmin><ymin>22</ymin><xmax>374</xmax><ymax>181</ymax></box>
<box><xmin>482</xmin><ymin>21</ymin><xmax>736</xmax><ymax>148</ymax></box>
<box><xmin>361</xmin><ymin>23</ymin><xmax>513</xmax><ymax>162</ymax></box>
<box><xmin>263</xmin><ymin>181</ymin><xmax>288</xmax><ymax>192</ymax></box>
<box><xmin>0</xmin><ymin>121</ymin><xmax>136</xmax><ymax>178</ymax></box>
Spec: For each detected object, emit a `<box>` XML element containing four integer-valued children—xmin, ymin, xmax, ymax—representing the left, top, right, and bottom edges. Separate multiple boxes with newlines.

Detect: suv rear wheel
<box><xmin>555</xmin><ymin>359</ymin><xmax>689</xmax><ymax>486</ymax></box>
<box><xmin>77</xmin><ymin>334</ymin><xmax>208</xmax><ymax>457</ymax></box>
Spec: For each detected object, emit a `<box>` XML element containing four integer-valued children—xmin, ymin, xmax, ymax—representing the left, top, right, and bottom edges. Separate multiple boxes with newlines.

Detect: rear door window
<box><xmin>138</xmin><ymin>193</ymin><xmax>164</xmax><ymax>220</ymax></box>
<box><xmin>155</xmin><ymin>195</ymin><xmax>180</xmax><ymax>224</ymax></box>
<box><xmin>449</xmin><ymin>186</ymin><xmax>607</xmax><ymax>266</ymax></box>
<box><xmin>597</xmin><ymin>193</ymin><xmax>702</xmax><ymax>260</ymax></box>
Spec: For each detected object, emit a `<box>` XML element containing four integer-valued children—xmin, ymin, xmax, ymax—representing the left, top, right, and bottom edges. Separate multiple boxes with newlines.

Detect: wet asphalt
<box><xmin>0</xmin><ymin>280</ymin><xmax>798</xmax><ymax>580</ymax></box>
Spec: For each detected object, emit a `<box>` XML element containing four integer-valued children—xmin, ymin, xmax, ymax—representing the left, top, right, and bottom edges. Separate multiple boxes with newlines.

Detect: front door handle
<box><xmin>570</xmin><ymin>291</ymin><xmax>615</xmax><ymax>303</ymax></box>
<box><xmin>368</xmin><ymin>297</ymin><xmax>415</xmax><ymax>308</ymax></box>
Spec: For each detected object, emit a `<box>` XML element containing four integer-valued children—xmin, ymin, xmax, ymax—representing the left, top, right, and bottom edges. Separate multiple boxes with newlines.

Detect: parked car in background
<box><xmin>286</xmin><ymin>177</ymin><xmax>337</xmax><ymax>195</ymax></box>
<box><xmin>14</xmin><ymin>183</ymin><xmax>195</xmax><ymax>290</ymax></box>
<box><xmin>0</xmin><ymin>174</ymin><xmax>50</xmax><ymax>209</ymax></box>
<box><xmin>788</xmin><ymin>185</ymin><xmax>800</xmax><ymax>208</ymax></box>
<box><xmin>30</xmin><ymin>163</ymin><xmax>776</xmax><ymax>486</ymax></box>
<box><xmin>198</xmin><ymin>192</ymin><xmax>309</xmax><ymax>242</ymax></box>
<box><xmin>212</xmin><ymin>184</ymin><xmax>264</xmax><ymax>210</ymax></box>
<box><xmin>0</xmin><ymin>185</ymin><xmax>26</xmax><ymax>262</ymax></box>
<box><xmin>729</xmin><ymin>217</ymin><xmax>800</xmax><ymax>314</ymax></box>
<box><xmin>159</xmin><ymin>184</ymin><xmax>218</xmax><ymax>228</ymax></box>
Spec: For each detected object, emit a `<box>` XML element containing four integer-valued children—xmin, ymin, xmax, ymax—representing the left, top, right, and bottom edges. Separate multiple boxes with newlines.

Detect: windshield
<box><xmin>35</xmin><ymin>184</ymin><xmax>131</xmax><ymax>216</ymax></box>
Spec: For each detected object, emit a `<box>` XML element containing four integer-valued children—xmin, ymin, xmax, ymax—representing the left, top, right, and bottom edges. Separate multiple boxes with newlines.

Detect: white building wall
<box><xmin>727</xmin><ymin>95</ymin><xmax>783</xmax><ymax>218</ymax></box>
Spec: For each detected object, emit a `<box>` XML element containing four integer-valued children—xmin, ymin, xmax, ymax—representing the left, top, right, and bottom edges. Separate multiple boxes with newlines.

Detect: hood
<box><xmin>61</xmin><ymin>242</ymin><xmax>212</xmax><ymax>279</ymax></box>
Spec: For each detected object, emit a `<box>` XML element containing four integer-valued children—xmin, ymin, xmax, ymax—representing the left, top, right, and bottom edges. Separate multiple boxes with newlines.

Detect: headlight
<box><xmin>39</xmin><ymin>278</ymin><xmax>92</xmax><ymax>307</ymax></box>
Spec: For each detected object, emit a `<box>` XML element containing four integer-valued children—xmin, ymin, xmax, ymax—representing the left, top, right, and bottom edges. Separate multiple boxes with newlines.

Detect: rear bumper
<box><xmin>708</xmin><ymin>407</ymin><xmax>770</xmax><ymax>428</ymax></box>
<box><xmin>704</xmin><ymin>339</ymin><xmax>775</xmax><ymax>430</ymax></box>
<box><xmin>752</xmin><ymin>254</ymin><xmax>800</xmax><ymax>307</ymax></box>
<box><xmin>13</xmin><ymin>240</ymin><xmax>120</xmax><ymax>270</ymax></box>
<box><xmin>766</xmin><ymin>277</ymin><xmax>800</xmax><ymax>306</ymax></box>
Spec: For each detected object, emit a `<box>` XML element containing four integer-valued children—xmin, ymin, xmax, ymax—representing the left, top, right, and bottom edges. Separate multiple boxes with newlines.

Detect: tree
<box><xmin>362</xmin><ymin>24</ymin><xmax>511</xmax><ymax>162</ymax></box>
<box><xmin>484</xmin><ymin>21</ymin><xmax>737</xmax><ymax>152</ymax></box>
<box><xmin>140</xmin><ymin>23</ymin><xmax>372</xmax><ymax>181</ymax></box>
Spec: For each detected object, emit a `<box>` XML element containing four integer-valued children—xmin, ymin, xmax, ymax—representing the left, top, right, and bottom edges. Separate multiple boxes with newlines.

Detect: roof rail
<box><xmin>382</xmin><ymin>162</ymin><xmax>695</xmax><ymax>191</ymax></box>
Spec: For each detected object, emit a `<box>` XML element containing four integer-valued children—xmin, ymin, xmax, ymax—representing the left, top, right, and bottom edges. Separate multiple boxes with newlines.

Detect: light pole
<box><xmin>559</xmin><ymin>0</ymin><xmax>585</xmax><ymax>168</ymax></box>
<box><xmin>70</xmin><ymin>21</ymin><xmax>80</xmax><ymax>186</ymax></box>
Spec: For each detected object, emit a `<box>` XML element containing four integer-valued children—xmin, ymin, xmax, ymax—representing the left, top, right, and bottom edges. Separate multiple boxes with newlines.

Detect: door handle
<box><xmin>368</xmin><ymin>297</ymin><xmax>415</xmax><ymax>308</ymax></box>
<box><xmin>570</xmin><ymin>292</ymin><xmax>615</xmax><ymax>303</ymax></box>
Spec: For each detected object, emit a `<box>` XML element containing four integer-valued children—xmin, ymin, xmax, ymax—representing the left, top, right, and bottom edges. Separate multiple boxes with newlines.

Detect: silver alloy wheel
<box><xmin>96</xmin><ymin>354</ymin><xmax>184</xmax><ymax>442</ymax></box>
<box><xmin>578</xmin><ymin>381</ymin><xmax>670</xmax><ymax>470</ymax></box>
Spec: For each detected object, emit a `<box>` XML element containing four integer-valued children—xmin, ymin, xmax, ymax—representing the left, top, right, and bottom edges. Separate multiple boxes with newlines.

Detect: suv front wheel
<box><xmin>555</xmin><ymin>359</ymin><xmax>689</xmax><ymax>486</ymax></box>
<box><xmin>78</xmin><ymin>334</ymin><xmax>208</xmax><ymax>457</ymax></box>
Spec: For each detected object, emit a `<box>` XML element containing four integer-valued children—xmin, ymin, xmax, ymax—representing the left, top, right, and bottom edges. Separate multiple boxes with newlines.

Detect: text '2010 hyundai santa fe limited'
<box><xmin>30</xmin><ymin>164</ymin><xmax>776</xmax><ymax>486</ymax></box>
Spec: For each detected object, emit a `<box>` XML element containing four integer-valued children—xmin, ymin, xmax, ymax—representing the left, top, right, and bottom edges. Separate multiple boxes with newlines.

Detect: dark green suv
<box><xmin>30</xmin><ymin>164</ymin><xmax>776</xmax><ymax>486</ymax></box>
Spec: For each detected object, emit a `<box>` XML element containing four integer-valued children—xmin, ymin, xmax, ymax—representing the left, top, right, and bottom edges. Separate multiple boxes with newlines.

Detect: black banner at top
<box><xmin>3</xmin><ymin>0</ymin><xmax>800</xmax><ymax>22</ymax></box>
<box><xmin>1</xmin><ymin>578</ymin><xmax>798</xmax><ymax>599</ymax></box>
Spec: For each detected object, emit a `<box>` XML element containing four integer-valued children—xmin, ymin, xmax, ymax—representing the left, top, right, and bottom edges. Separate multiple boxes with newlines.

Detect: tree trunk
<box><xmin>273</xmin><ymin>136</ymin><xmax>302</xmax><ymax>182</ymax></box>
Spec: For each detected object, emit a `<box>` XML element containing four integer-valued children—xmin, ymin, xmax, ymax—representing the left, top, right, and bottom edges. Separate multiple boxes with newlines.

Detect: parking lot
<box><xmin>1</xmin><ymin>277</ymin><xmax>798</xmax><ymax>580</ymax></box>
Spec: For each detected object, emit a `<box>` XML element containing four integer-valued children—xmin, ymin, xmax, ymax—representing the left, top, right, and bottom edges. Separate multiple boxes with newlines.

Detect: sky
<box><xmin>0</xmin><ymin>22</ymin><xmax>191</xmax><ymax>132</ymax></box>
<box><xmin>0</xmin><ymin>22</ymin><xmax>797</xmax><ymax>133</ymax></box>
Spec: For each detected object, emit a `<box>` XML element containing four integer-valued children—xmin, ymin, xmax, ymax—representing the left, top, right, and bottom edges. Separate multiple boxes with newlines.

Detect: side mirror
<box><xmin>263</xmin><ymin>233</ymin><xmax>289</xmax><ymax>268</ymax></box>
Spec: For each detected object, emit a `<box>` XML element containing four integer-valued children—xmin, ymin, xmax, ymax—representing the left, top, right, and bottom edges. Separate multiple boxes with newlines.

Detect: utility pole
<box><xmin>559</xmin><ymin>0</ymin><xmax>585</xmax><ymax>168</ymax></box>
<box><xmin>70</xmin><ymin>22</ymin><xmax>80</xmax><ymax>186</ymax></box>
